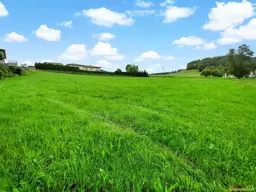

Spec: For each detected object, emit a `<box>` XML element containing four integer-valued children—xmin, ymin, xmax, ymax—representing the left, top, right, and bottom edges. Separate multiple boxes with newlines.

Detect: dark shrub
<box><xmin>0</xmin><ymin>65</ymin><xmax>25</xmax><ymax>80</ymax></box>
<box><xmin>35</xmin><ymin>62</ymin><xmax>79</xmax><ymax>72</ymax></box>
<box><xmin>2</xmin><ymin>69</ymin><xmax>14</xmax><ymax>78</ymax></box>
<box><xmin>115</xmin><ymin>69</ymin><xmax>122</xmax><ymax>74</ymax></box>
<box><xmin>14</xmin><ymin>67</ymin><xmax>24</xmax><ymax>75</ymax></box>
<box><xmin>0</xmin><ymin>52</ymin><xmax>4</xmax><ymax>61</ymax></box>
<box><xmin>134</xmin><ymin>70</ymin><xmax>149</xmax><ymax>77</ymax></box>
<box><xmin>201</xmin><ymin>66</ymin><xmax>224</xmax><ymax>78</ymax></box>
<box><xmin>8</xmin><ymin>66</ymin><xmax>16</xmax><ymax>73</ymax></box>
<box><xmin>8</xmin><ymin>66</ymin><xmax>24</xmax><ymax>76</ymax></box>
<box><xmin>0</xmin><ymin>70</ymin><xmax>3</xmax><ymax>79</ymax></box>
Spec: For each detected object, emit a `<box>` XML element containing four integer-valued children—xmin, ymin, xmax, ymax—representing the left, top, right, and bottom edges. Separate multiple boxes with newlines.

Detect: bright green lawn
<box><xmin>0</xmin><ymin>72</ymin><xmax>255</xmax><ymax>191</ymax></box>
<box><xmin>169</xmin><ymin>70</ymin><xmax>201</xmax><ymax>77</ymax></box>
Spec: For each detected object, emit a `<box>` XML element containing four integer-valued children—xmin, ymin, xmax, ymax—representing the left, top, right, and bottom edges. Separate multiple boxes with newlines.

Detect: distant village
<box><xmin>0</xmin><ymin>48</ymin><xmax>102</xmax><ymax>72</ymax></box>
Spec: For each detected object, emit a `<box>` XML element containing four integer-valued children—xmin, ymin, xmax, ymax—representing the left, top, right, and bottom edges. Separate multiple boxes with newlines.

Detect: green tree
<box><xmin>126</xmin><ymin>64</ymin><xmax>139</xmax><ymax>74</ymax></box>
<box><xmin>125</xmin><ymin>64</ymin><xmax>132</xmax><ymax>72</ymax></box>
<box><xmin>0</xmin><ymin>52</ymin><xmax>4</xmax><ymax>62</ymax></box>
<box><xmin>228</xmin><ymin>44</ymin><xmax>254</xmax><ymax>78</ymax></box>
<box><xmin>115</xmin><ymin>68</ymin><xmax>122</xmax><ymax>73</ymax></box>
<box><xmin>201</xmin><ymin>66</ymin><xmax>224</xmax><ymax>78</ymax></box>
<box><xmin>187</xmin><ymin>60</ymin><xmax>199</xmax><ymax>70</ymax></box>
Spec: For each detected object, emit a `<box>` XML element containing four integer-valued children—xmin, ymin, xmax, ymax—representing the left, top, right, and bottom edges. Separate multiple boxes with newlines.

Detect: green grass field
<box><xmin>0</xmin><ymin>72</ymin><xmax>255</xmax><ymax>191</ymax></box>
<box><xmin>169</xmin><ymin>70</ymin><xmax>201</xmax><ymax>77</ymax></box>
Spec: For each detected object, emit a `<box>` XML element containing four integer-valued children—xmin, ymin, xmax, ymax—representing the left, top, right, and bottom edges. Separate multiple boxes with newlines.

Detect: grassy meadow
<box><xmin>169</xmin><ymin>70</ymin><xmax>201</xmax><ymax>78</ymax></box>
<box><xmin>0</xmin><ymin>71</ymin><xmax>255</xmax><ymax>191</ymax></box>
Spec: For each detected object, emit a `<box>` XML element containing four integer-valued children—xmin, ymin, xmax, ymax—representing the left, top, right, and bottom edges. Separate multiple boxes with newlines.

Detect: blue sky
<box><xmin>1</xmin><ymin>0</ymin><xmax>256</xmax><ymax>73</ymax></box>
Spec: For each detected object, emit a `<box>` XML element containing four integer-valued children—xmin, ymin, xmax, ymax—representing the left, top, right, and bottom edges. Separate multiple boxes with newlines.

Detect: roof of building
<box><xmin>0</xmin><ymin>49</ymin><xmax>7</xmax><ymax>59</ymax></box>
<box><xmin>67</xmin><ymin>64</ymin><xmax>101</xmax><ymax>68</ymax></box>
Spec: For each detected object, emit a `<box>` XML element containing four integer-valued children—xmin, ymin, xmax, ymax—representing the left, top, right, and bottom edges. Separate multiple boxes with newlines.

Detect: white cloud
<box><xmin>142</xmin><ymin>64</ymin><xmax>167</xmax><ymax>73</ymax></box>
<box><xmin>173</xmin><ymin>36</ymin><xmax>217</xmax><ymax>50</ymax></box>
<box><xmin>0</xmin><ymin>2</ymin><xmax>8</xmax><ymax>17</ymax></box>
<box><xmin>4</xmin><ymin>32</ymin><xmax>28</xmax><ymax>43</ymax></box>
<box><xmin>232</xmin><ymin>18</ymin><xmax>256</xmax><ymax>40</ymax></box>
<box><xmin>218</xmin><ymin>18</ymin><xmax>256</xmax><ymax>44</ymax></box>
<box><xmin>160</xmin><ymin>0</ymin><xmax>174</xmax><ymax>7</ymax></box>
<box><xmin>90</xmin><ymin>42</ymin><xmax>125</xmax><ymax>61</ymax></box>
<box><xmin>22</xmin><ymin>61</ymin><xmax>34</xmax><ymax>66</ymax></box>
<box><xmin>218</xmin><ymin>35</ymin><xmax>242</xmax><ymax>45</ymax></box>
<box><xmin>35</xmin><ymin>25</ymin><xmax>61</xmax><ymax>41</ymax></box>
<box><xmin>139</xmin><ymin>50</ymin><xmax>161</xmax><ymax>60</ymax></box>
<box><xmin>41</xmin><ymin>60</ymin><xmax>53</xmax><ymax>63</ymax></box>
<box><xmin>60</xmin><ymin>20</ymin><xmax>72</xmax><ymax>28</ymax></box>
<box><xmin>92</xmin><ymin>33</ymin><xmax>115</xmax><ymax>41</ymax></box>
<box><xmin>203</xmin><ymin>0</ymin><xmax>255</xmax><ymax>31</ymax></box>
<box><xmin>106</xmin><ymin>55</ymin><xmax>126</xmax><ymax>61</ymax></box>
<box><xmin>146</xmin><ymin>67</ymin><xmax>157</xmax><ymax>73</ymax></box>
<box><xmin>59</xmin><ymin>44</ymin><xmax>87</xmax><ymax>61</ymax></box>
<box><xmin>163</xmin><ymin>6</ymin><xmax>195</xmax><ymax>23</ymax></box>
<box><xmin>96</xmin><ymin>60</ymin><xmax>123</xmax><ymax>71</ymax></box>
<box><xmin>136</xmin><ymin>50</ymin><xmax>174</xmax><ymax>62</ymax></box>
<box><xmin>91</xmin><ymin>42</ymin><xmax>118</xmax><ymax>56</ymax></box>
<box><xmin>135</xmin><ymin>58</ymin><xmax>146</xmax><ymax>62</ymax></box>
<box><xmin>80</xmin><ymin>7</ymin><xmax>134</xmax><ymax>27</ymax></box>
<box><xmin>164</xmin><ymin>56</ymin><xmax>175</xmax><ymax>60</ymax></box>
<box><xmin>135</xmin><ymin>0</ymin><xmax>153</xmax><ymax>8</ymax></box>
<box><xmin>173</xmin><ymin>36</ymin><xmax>206</xmax><ymax>46</ymax></box>
<box><xmin>204</xmin><ymin>42</ymin><xmax>217</xmax><ymax>50</ymax></box>
<box><xmin>126</xmin><ymin>10</ymin><xmax>155</xmax><ymax>17</ymax></box>
<box><xmin>96</xmin><ymin>60</ymin><xmax>115</xmax><ymax>71</ymax></box>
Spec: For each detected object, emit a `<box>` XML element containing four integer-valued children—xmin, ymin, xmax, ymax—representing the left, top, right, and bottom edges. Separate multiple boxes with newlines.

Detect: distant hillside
<box><xmin>187</xmin><ymin>56</ymin><xmax>256</xmax><ymax>72</ymax></box>
<box><xmin>170</xmin><ymin>70</ymin><xmax>201</xmax><ymax>77</ymax></box>
<box><xmin>151</xmin><ymin>70</ymin><xmax>201</xmax><ymax>77</ymax></box>
<box><xmin>186</xmin><ymin>56</ymin><xmax>228</xmax><ymax>72</ymax></box>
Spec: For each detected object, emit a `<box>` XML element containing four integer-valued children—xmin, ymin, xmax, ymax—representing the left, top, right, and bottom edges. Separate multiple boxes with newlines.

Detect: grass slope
<box><xmin>0</xmin><ymin>72</ymin><xmax>255</xmax><ymax>191</ymax></box>
<box><xmin>170</xmin><ymin>70</ymin><xmax>201</xmax><ymax>77</ymax></box>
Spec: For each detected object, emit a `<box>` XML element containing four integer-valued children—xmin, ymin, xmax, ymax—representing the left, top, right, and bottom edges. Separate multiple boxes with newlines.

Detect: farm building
<box><xmin>67</xmin><ymin>64</ymin><xmax>101</xmax><ymax>71</ymax></box>
<box><xmin>0</xmin><ymin>48</ymin><xmax>18</xmax><ymax>66</ymax></box>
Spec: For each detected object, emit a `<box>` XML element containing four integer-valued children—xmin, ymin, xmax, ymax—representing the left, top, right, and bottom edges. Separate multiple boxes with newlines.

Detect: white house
<box><xmin>0</xmin><ymin>49</ymin><xmax>18</xmax><ymax>66</ymax></box>
<box><xmin>67</xmin><ymin>64</ymin><xmax>101</xmax><ymax>71</ymax></box>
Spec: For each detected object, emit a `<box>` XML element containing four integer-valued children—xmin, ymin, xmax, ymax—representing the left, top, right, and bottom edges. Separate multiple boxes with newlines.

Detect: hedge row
<box><xmin>35</xmin><ymin>63</ymin><xmax>79</xmax><ymax>72</ymax></box>
<box><xmin>201</xmin><ymin>66</ymin><xmax>224</xmax><ymax>77</ymax></box>
<box><xmin>35</xmin><ymin>63</ymin><xmax>149</xmax><ymax>77</ymax></box>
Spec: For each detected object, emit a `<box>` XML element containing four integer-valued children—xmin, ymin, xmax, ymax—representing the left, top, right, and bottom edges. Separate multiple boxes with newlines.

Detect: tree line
<box><xmin>114</xmin><ymin>64</ymin><xmax>148</xmax><ymax>77</ymax></box>
<box><xmin>187</xmin><ymin>44</ymin><xmax>256</xmax><ymax>78</ymax></box>
<box><xmin>35</xmin><ymin>63</ymin><xmax>149</xmax><ymax>77</ymax></box>
<box><xmin>35</xmin><ymin>62</ymin><xmax>80</xmax><ymax>72</ymax></box>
